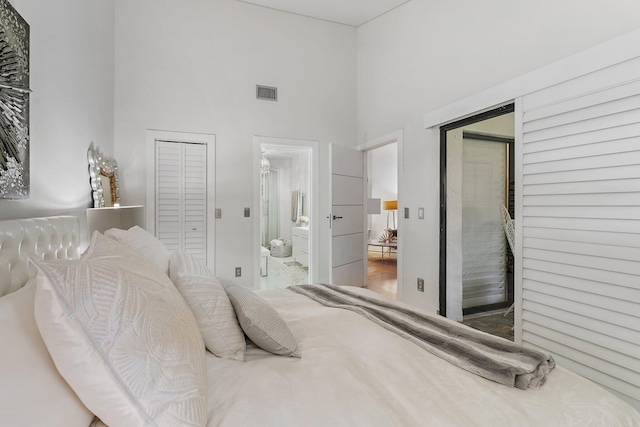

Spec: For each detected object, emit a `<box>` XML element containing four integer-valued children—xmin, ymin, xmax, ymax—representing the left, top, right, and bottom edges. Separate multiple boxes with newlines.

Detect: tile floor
<box><xmin>259</xmin><ymin>254</ymin><xmax>309</xmax><ymax>290</ymax></box>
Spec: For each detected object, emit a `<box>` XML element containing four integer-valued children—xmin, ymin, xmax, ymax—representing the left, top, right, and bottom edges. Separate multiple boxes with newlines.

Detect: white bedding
<box><xmin>1</xmin><ymin>216</ymin><xmax>638</xmax><ymax>427</ymax></box>
<box><xmin>205</xmin><ymin>288</ymin><xmax>640</xmax><ymax>427</ymax></box>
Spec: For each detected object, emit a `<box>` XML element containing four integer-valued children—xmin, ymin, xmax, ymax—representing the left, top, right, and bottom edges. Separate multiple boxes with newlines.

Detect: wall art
<box><xmin>0</xmin><ymin>0</ymin><xmax>29</xmax><ymax>199</ymax></box>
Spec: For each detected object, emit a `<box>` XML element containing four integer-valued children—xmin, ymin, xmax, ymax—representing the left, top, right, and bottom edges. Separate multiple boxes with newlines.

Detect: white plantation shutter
<box><xmin>462</xmin><ymin>138</ymin><xmax>507</xmax><ymax>308</ymax></box>
<box><xmin>520</xmin><ymin>57</ymin><xmax>640</xmax><ymax>408</ymax></box>
<box><xmin>156</xmin><ymin>141</ymin><xmax>207</xmax><ymax>260</ymax></box>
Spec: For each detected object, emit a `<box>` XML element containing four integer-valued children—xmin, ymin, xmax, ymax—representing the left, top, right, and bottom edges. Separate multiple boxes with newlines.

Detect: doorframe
<box><xmin>252</xmin><ymin>136</ymin><xmax>319</xmax><ymax>290</ymax></box>
<box><xmin>357</xmin><ymin>129</ymin><xmax>404</xmax><ymax>300</ymax></box>
<box><xmin>145</xmin><ymin>129</ymin><xmax>216</xmax><ymax>271</ymax></box>
<box><xmin>438</xmin><ymin>104</ymin><xmax>513</xmax><ymax>318</ymax></box>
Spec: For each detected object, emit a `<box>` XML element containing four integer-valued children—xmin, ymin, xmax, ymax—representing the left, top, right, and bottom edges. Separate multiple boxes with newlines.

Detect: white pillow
<box><xmin>224</xmin><ymin>283</ymin><xmax>300</xmax><ymax>358</ymax></box>
<box><xmin>0</xmin><ymin>279</ymin><xmax>95</xmax><ymax>427</ymax></box>
<box><xmin>104</xmin><ymin>226</ymin><xmax>171</xmax><ymax>274</ymax></box>
<box><xmin>33</xmin><ymin>233</ymin><xmax>207</xmax><ymax>427</ymax></box>
<box><xmin>173</xmin><ymin>273</ymin><xmax>246</xmax><ymax>361</ymax></box>
<box><xmin>169</xmin><ymin>249</ymin><xmax>214</xmax><ymax>282</ymax></box>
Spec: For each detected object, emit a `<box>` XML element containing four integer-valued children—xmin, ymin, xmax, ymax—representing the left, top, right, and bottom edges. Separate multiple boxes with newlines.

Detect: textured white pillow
<box><xmin>224</xmin><ymin>283</ymin><xmax>300</xmax><ymax>358</ymax></box>
<box><xmin>169</xmin><ymin>249</ymin><xmax>214</xmax><ymax>282</ymax></box>
<box><xmin>104</xmin><ymin>226</ymin><xmax>171</xmax><ymax>274</ymax></box>
<box><xmin>173</xmin><ymin>273</ymin><xmax>246</xmax><ymax>361</ymax></box>
<box><xmin>0</xmin><ymin>279</ymin><xmax>95</xmax><ymax>427</ymax></box>
<box><xmin>33</xmin><ymin>233</ymin><xmax>207</xmax><ymax>427</ymax></box>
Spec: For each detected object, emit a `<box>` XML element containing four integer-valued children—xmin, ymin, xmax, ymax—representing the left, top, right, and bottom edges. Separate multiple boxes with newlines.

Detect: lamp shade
<box><xmin>382</xmin><ymin>200</ymin><xmax>397</xmax><ymax>211</ymax></box>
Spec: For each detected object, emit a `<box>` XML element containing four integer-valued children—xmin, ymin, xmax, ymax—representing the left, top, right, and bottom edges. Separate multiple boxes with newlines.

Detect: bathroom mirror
<box><xmin>87</xmin><ymin>143</ymin><xmax>120</xmax><ymax>208</ymax></box>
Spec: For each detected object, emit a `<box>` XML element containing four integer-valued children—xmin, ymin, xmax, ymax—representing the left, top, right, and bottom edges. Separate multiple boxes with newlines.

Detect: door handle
<box><xmin>333</xmin><ymin>215</ymin><xmax>343</xmax><ymax>220</ymax></box>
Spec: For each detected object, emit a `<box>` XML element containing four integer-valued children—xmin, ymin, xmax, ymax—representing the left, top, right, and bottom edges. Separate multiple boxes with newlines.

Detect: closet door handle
<box><xmin>333</xmin><ymin>215</ymin><xmax>343</xmax><ymax>220</ymax></box>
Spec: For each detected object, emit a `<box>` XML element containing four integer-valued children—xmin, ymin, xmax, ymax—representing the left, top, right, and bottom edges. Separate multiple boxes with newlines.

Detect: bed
<box><xmin>0</xmin><ymin>215</ymin><xmax>638</xmax><ymax>427</ymax></box>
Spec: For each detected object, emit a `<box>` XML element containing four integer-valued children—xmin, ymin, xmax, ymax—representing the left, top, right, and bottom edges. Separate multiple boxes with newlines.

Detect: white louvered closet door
<box><xmin>520</xmin><ymin>57</ymin><xmax>640</xmax><ymax>408</ymax></box>
<box><xmin>155</xmin><ymin>141</ymin><xmax>207</xmax><ymax>260</ymax></box>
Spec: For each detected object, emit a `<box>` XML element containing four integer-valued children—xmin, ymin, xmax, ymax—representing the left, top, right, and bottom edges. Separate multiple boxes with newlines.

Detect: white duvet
<box><xmin>205</xmin><ymin>288</ymin><xmax>640</xmax><ymax>427</ymax></box>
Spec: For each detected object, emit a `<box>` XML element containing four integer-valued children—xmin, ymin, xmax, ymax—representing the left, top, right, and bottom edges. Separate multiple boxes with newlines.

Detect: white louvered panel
<box><xmin>522</xmin><ymin>56</ymin><xmax>640</xmax><ymax>111</ymax></box>
<box><xmin>520</xmin><ymin>57</ymin><xmax>640</xmax><ymax>409</ymax></box>
<box><xmin>523</xmin><ymin>299</ymin><xmax>640</xmax><ymax>344</ymax></box>
<box><xmin>156</xmin><ymin>142</ymin><xmax>183</xmax><ymax>251</ymax></box>
<box><xmin>523</xmin><ymin>205</ymin><xmax>640</xmax><ymax>220</ymax></box>
<box><xmin>462</xmin><ymin>138</ymin><xmax>507</xmax><ymax>309</ymax></box>
<box><xmin>523</xmin><ymin>122</ymin><xmax>640</xmax><ymax>155</ymax></box>
<box><xmin>525</xmin><ymin>279</ymin><xmax>640</xmax><ymax>317</ymax></box>
<box><xmin>524</xmin><ymin>137</ymin><xmax>639</xmax><ymax>165</ymax></box>
<box><xmin>525</xmin><ymin>323</ymin><xmax>640</xmax><ymax>384</ymax></box>
<box><xmin>524</xmin><ymin>216</ymin><xmax>640</xmax><ymax>234</ymax></box>
<box><xmin>524</xmin><ymin>150</ymin><xmax>640</xmax><ymax>175</ymax></box>
<box><xmin>524</xmin><ymin>78</ymin><xmax>640</xmax><ymax>123</ymax></box>
<box><xmin>524</xmin><ymin>94</ymin><xmax>640</xmax><ymax>134</ymax></box>
<box><xmin>183</xmin><ymin>143</ymin><xmax>207</xmax><ymax>260</ymax></box>
<box><xmin>523</xmin><ymin>227</ymin><xmax>640</xmax><ymax>248</ymax></box>
<box><xmin>523</xmin><ymin>332</ymin><xmax>640</xmax><ymax>402</ymax></box>
<box><xmin>523</xmin><ymin>269</ymin><xmax>640</xmax><ymax>304</ymax></box>
<box><xmin>524</xmin><ymin>237</ymin><xmax>640</xmax><ymax>262</ymax></box>
<box><xmin>523</xmin><ymin>258</ymin><xmax>639</xmax><ymax>289</ymax></box>
<box><xmin>524</xmin><ymin>248</ymin><xmax>640</xmax><ymax>276</ymax></box>
<box><xmin>524</xmin><ymin>109</ymin><xmax>640</xmax><ymax>145</ymax></box>
<box><xmin>155</xmin><ymin>141</ymin><xmax>208</xmax><ymax>259</ymax></box>
<box><xmin>525</xmin><ymin>192</ymin><xmax>640</xmax><ymax>206</ymax></box>
<box><xmin>524</xmin><ymin>177</ymin><xmax>640</xmax><ymax>194</ymax></box>
<box><xmin>524</xmin><ymin>289</ymin><xmax>639</xmax><ymax>330</ymax></box>
<box><xmin>522</xmin><ymin>329</ymin><xmax>640</xmax><ymax>399</ymax></box>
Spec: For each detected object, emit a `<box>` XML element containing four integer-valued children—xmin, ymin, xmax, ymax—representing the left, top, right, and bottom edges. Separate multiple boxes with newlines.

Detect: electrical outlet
<box><xmin>244</xmin><ymin>207</ymin><xmax>250</xmax><ymax>217</ymax></box>
<box><xmin>417</xmin><ymin>277</ymin><xmax>424</xmax><ymax>292</ymax></box>
<box><xmin>418</xmin><ymin>207</ymin><xmax>424</xmax><ymax>219</ymax></box>
<box><xmin>235</xmin><ymin>267</ymin><xmax>241</xmax><ymax>277</ymax></box>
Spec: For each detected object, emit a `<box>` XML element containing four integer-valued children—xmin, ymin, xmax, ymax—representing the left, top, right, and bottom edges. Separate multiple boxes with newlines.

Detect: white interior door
<box><xmin>330</xmin><ymin>144</ymin><xmax>365</xmax><ymax>286</ymax></box>
<box><xmin>461</xmin><ymin>138</ymin><xmax>507</xmax><ymax>308</ymax></box>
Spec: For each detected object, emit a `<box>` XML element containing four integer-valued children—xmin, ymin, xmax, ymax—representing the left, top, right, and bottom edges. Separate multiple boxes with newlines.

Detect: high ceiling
<box><xmin>237</xmin><ymin>0</ymin><xmax>409</xmax><ymax>27</ymax></box>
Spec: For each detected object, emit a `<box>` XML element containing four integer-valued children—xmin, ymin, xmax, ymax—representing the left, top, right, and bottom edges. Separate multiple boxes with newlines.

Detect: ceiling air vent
<box><xmin>256</xmin><ymin>85</ymin><xmax>277</xmax><ymax>101</ymax></box>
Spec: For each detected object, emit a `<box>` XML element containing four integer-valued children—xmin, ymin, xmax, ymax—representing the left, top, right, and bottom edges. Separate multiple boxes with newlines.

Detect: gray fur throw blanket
<box><xmin>288</xmin><ymin>284</ymin><xmax>554</xmax><ymax>390</ymax></box>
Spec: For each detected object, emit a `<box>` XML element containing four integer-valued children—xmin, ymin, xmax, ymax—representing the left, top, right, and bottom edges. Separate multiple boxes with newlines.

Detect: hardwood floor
<box><xmin>365</xmin><ymin>249</ymin><xmax>397</xmax><ymax>300</ymax></box>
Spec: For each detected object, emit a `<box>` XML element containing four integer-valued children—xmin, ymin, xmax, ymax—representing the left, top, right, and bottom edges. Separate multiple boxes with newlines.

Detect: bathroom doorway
<box><xmin>255</xmin><ymin>138</ymin><xmax>315</xmax><ymax>290</ymax></box>
<box><xmin>439</xmin><ymin>104</ymin><xmax>515</xmax><ymax>322</ymax></box>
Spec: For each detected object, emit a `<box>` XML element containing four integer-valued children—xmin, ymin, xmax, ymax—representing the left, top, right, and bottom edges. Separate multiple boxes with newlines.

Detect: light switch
<box><xmin>404</xmin><ymin>207</ymin><xmax>410</xmax><ymax>219</ymax></box>
<box><xmin>215</xmin><ymin>208</ymin><xmax>222</xmax><ymax>219</ymax></box>
<box><xmin>244</xmin><ymin>207</ymin><xmax>250</xmax><ymax>217</ymax></box>
<box><xmin>418</xmin><ymin>208</ymin><xmax>424</xmax><ymax>219</ymax></box>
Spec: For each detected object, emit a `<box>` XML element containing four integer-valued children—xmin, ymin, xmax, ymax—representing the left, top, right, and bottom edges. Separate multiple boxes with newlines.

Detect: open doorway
<box><xmin>256</xmin><ymin>140</ymin><xmax>313</xmax><ymax>291</ymax></box>
<box><xmin>440</xmin><ymin>104</ymin><xmax>515</xmax><ymax>339</ymax></box>
<box><xmin>363</xmin><ymin>136</ymin><xmax>400</xmax><ymax>300</ymax></box>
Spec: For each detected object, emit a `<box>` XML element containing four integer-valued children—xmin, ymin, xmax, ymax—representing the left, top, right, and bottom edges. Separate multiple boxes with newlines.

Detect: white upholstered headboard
<box><xmin>0</xmin><ymin>216</ymin><xmax>80</xmax><ymax>297</ymax></box>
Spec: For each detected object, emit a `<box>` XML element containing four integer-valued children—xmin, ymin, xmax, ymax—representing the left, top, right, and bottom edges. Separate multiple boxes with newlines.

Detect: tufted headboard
<box><xmin>0</xmin><ymin>216</ymin><xmax>80</xmax><ymax>297</ymax></box>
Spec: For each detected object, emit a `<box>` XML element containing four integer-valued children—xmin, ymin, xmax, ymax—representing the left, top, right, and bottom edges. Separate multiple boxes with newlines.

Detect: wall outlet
<box><xmin>235</xmin><ymin>267</ymin><xmax>241</xmax><ymax>277</ymax></box>
<box><xmin>417</xmin><ymin>277</ymin><xmax>424</xmax><ymax>292</ymax></box>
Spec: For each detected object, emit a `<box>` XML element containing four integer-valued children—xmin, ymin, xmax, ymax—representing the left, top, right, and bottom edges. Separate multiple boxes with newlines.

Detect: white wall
<box><xmin>357</xmin><ymin>0</ymin><xmax>640</xmax><ymax>312</ymax></box>
<box><xmin>114</xmin><ymin>0</ymin><xmax>356</xmax><ymax>283</ymax></box>
<box><xmin>0</xmin><ymin>0</ymin><xmax>114</xmax><ymax>230</ymax></box>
